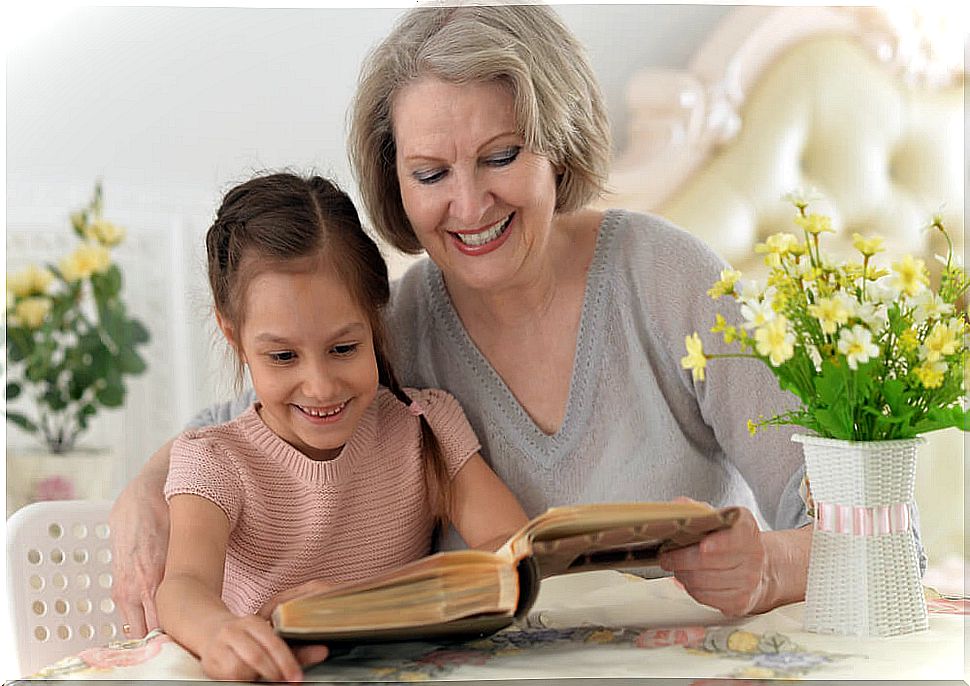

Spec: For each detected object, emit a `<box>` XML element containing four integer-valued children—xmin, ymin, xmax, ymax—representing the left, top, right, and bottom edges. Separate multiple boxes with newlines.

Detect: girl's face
<box><xmin>223</xmin><ymin>266</ymin><xmax>379</xmax><ymax>461</ymax></box>
<box><xmin>392</xmin><ymin>77</ymin><xmax>560</xmax><ymax>295</ymax></box>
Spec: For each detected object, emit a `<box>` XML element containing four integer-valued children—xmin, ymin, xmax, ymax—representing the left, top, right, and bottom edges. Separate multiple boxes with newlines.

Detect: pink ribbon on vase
<box><xmin>814</xmin><ymin>501</ymin><xmax>910</xmax><ymax>535</ymax></box>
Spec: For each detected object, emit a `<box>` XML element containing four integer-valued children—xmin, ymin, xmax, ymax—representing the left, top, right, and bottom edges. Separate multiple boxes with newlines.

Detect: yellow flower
<box><xmin>898</xmin><ymin>329</ymin><xmax>919</xmax><ymax>353</ymax></box>
<box><xmin>726</xmin><ymin>630</ymin><xmax>761</xmax><ymax>653</ymax></box>
<box><xmin>808</xmin><ymin>295</ymin><xmax>851</xmax><ymax>335</ymax></box>
<box><xmin>795</xmin><ymin>213</ymin><xmax>834</xmax><ymax>235</ymax></box>
<box><xmin>920</xmin><ymin>320</ymin><xmax>961</xmax><ymax>362</ymax></box>
<box><xmin>710</xmin><ymin>313</ymin><xmax>738</xmax><ymax>343</ymax></box>
<box><xmin>755</xmin><ymin>316</ymin><xmax>795</xmax><ymax>366</ymax></box>
<box><xmin>837</xmin><ymin>324</ymin><xmax>880</xmax><ymax>370</ymax></box>
<box><xmin>681</xmin><ymin>333</ymin><xmax>707</xmax><ymax>381</ymax></box>
<box><xmin>755</xmin><ymin>232</ymin><xmax>799</xmax><ymax>256</ymax></box>
<box><xmin>7</xmin><ymin>264</ymin><xmax>55</xmax><ymax>298</ymax></box>
<box><xmin>59</xmin><ymin>243</ymin><xmax>111</xmax><ymax>282</ymax></box>
<box><xmin>914</xmin><ymin>360</ymin><xmax>947</xmax><ymax>389</ymax></box>
<box><xmin>852</xmin><ymin>232</ymin><xmax>885</xmax><ymax>257</ymax></box>
<box><xmin>891</xmin><ymin>254</ymin><xmax>929</xmax><ymax>297</ymax></box>
<box><xmin>14</xmin><ymin>296</ymin><xmax>52</xmax><ymax>329</ymax></box>
<box><xmin>86</xmin><ymin>218</ymin><xmax>126</xmax><ymax>247</ymax></box>
<box><xmin>707</xmin><ymin>268</ymin><xmax>742</xmax><ymax>299</ymax></box>
<box><xmin>747</xmin><ymin>420</ymin><xmax>758</xmax><ymax>436</ymax></box>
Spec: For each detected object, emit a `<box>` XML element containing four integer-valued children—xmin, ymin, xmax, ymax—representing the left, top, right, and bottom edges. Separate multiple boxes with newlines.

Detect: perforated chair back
<box><xmin>6</xmin><ymin>500</ymin><xmax>123</xmax><ymax>676</ymax></box>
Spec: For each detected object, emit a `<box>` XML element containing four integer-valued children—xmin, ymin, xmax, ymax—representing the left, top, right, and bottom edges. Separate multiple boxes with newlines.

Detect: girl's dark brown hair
<box><xmin>205</xmin><ymin>172</ymin><xmax>452</xmax><ymax>524</ymax></box>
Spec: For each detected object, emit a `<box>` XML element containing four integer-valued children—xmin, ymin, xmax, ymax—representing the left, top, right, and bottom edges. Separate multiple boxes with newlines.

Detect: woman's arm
<box><xmin>109</xmin><ymin>438</ymin><xmax>174</xmax><ymax>638</ymax></box>
<box><xmin>448</xmin><ymin>453</ymin><xmax>529</xmax><ymax>551</ymax></box>
<box><xmin>157</xmin><ymin>494</ymin><xmax>308</xmax><ymax>682</ymax></box>
<box><xmin>109</xmin><ymin>392</ymin><xmax>259</xmax><ymax>637</ymax></box>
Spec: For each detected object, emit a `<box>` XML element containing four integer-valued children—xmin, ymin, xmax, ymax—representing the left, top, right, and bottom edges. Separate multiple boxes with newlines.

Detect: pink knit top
<box><xmin>164</xmin><ymin>387</ymin><xmax>479</xmax><ymax>616</ymax></box>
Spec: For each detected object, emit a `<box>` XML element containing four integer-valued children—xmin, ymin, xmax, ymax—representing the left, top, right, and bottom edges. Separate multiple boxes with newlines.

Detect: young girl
<box><xmin>155</xmin><ymin>173</ymin><xmax>528</xmax><ymax>682</ymax></box>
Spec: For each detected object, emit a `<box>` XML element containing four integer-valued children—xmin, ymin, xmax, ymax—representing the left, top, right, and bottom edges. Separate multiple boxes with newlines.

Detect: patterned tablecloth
<box><xmin>17</xmin><ymin>571</ymin><xmax>968</xmax><ymax>682</ymax></box>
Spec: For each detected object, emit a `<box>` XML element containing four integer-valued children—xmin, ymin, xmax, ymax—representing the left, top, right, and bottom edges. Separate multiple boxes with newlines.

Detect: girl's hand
<box><xmin>109</xmin><ymin>440</ymin><xmax>174</xmax><ymax>637</ymax></box>
<box><xmin>200</xmin><ymin>614</ymin><xmax>312</xmax><ymax>683</ymax></box>
<box><xmin>657</xmin><ymin>499</ymin><xmax>810</xmax><ymax>616</ymax></box>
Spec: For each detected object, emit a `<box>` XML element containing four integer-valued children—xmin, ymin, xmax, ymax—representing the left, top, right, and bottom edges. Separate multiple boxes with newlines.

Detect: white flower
<box><xmin>837</xmin><ymin>325</ymin><xmax>880</xmax><ymax>370</ymax></box>
<box><xmin>911</xmin><ymin>289</ymin><xmax>954</xmax><ymax>324</ymax></box>
<box><xmin>740</xmin><ymin>299</ymin><xmax>776</xmax><ymax>330</ymax></box>
<box><xmin>805</xmin><ymin>343</ymin><xmax>823</xmax><ymax>371</ymax></box>
<box><xmin>866</xmin><ymin>277</ymin><xmax>901</xmax><ymax>305</ymax></box>
<box><xmin>782</xmin><ymin>186</ymin><xmax>823</xmax><ymax>209</ymax></box>
<box><xmin>738</xmin><ymin>279</ymin><xmax>765</xmax><ymax>304</ymax></box>
<box><xmin>856</xmin><ymin>301</ymin><xmax>889</xmax><ymax>332</ymax></box>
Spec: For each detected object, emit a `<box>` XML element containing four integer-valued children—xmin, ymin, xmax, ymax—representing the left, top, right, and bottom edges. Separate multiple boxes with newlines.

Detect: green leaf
<box><xmin>6</xmin><ymin>382</ymin><xmax>21</xmax><ymax>400</ymax></box>
<box><xmin>125</xmin><ymin>319</ymin><xmax>151</xmax><ymax>345</ymax></box>
<box><xmin>6</xmin><ymin>411</ymin><xmax>38</xmax><ymax>434</ymax></box>
<box><xmin>117</xmin><ymin>346</ymin><xmax>147</xmax><ymax>374</ymax></box>
<box><xmin>6</xmin><ymin>327</ymin><xmax>35</xmax><ymax>362</ymax></box>
<box><xmin>92</xmin><ymin>265</ymin><xmax>122</xmax><ymax>300</ymax></box>
<box><xmin>96</xmin><ymin>370</ymin><xmax>125</xmax><ymax>407</ymax></box>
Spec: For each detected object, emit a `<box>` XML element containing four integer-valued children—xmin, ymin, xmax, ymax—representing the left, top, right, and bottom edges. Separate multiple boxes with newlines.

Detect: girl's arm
<box><xmin>447</xmin><ymin>453</ymin><xmax>529</xmax><ymax>551</ymax></box>
<box><xmin>156</xmin><ymin>494</ymin><xmax>305</xmax><ymax>682</ymax></box>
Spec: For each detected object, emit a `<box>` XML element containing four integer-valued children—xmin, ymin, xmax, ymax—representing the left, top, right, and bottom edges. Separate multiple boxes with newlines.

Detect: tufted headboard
<box><xmin>600</xmin><ymin>6</ymin><xmax>966</xmax><ymax>572</ymax></box>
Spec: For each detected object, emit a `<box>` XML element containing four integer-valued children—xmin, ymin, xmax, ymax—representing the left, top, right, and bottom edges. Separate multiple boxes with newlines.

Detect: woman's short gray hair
<box><xmin>349</xmin><ymin>3</ymin><xmax>612</xmax><ymax>254</ymax></box>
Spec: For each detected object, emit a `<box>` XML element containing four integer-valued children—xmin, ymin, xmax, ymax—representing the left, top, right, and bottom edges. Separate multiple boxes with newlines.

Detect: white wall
<box><xmin>5</xmin><ymin>4</ymin><xmax>730</xmax><ymax>490</ymax></box>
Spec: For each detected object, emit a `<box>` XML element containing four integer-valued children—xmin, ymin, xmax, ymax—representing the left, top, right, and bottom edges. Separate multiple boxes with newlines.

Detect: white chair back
<box><xmin>6</xmin><ymin>500</ymin><xmax>123</xmax><ymax>676</ymax></box>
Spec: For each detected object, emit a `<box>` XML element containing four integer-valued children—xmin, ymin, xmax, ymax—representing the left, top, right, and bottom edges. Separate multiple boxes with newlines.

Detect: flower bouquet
<box><xmin>682</xmin><ymin>189</ymin><xmax>967</xmax><ymax>637</ymax></box>
<box><xmin>6</xmin><ymin>182</ymin><xmax>151</xmax><ymax>454</ymax></box>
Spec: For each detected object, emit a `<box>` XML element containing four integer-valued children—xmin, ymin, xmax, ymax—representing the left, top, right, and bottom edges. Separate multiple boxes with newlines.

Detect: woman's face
<box><xmin>392</xmin><ymin>77</ymin><xmax>560</xmax><ymax>294</ymax></box>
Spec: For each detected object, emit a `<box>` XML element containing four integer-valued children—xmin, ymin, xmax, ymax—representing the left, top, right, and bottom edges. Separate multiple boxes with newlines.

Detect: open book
<box><xmin>271</xmin><ymin>501</ymin><xmax>739</xmax><ymax>645</ymax></box>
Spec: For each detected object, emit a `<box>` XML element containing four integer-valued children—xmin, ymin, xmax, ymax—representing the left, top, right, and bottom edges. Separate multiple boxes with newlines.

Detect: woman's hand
<box><xmin>658</xmin><ymin>501</ymin><xmax>811</xmax><ymax>616</ymax></box>
<box><xmin>199</xmin><ymin>614</ymin><xmax>316</xmax><ymax>683</ymax></box>
<box><xmin>109</xmin><ymin>439</ymin><xmax>174</xmax><ymax>637</ymax></box>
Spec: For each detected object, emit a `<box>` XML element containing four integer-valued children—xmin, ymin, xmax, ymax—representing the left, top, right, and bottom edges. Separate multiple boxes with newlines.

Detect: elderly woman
<box><xmin>110</xmin><ymin>4</ymin><xmax>814</xmax><ymax>640</ymax></box>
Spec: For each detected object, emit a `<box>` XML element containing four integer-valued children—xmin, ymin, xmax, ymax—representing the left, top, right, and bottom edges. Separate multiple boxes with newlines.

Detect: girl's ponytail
<box><xmin>376</xmin><ymin>347</ymin><xmax>452</xmax><ymax>526</ymax></box>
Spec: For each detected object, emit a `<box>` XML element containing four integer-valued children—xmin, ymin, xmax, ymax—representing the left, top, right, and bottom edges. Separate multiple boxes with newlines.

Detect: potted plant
<box><xmin>681</xmin><ymin>189</ymin><xmax>968</xmax><ymax>637</ymax></box>
<box><xmin>5</xmin><ymin>182</ymin><xmax>150</xmax><ymax>512</ymax></box>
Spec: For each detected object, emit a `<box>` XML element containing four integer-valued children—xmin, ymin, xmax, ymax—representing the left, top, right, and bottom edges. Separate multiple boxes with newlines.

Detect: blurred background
<box><xmin>6</xmin><ymin>3</ymin><xmax>732</xmax><ymax>492</ymax></box>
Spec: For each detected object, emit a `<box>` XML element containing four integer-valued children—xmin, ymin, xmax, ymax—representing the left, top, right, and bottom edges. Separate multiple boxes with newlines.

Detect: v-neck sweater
<box><xmin>386</xmin><ymin>210</ymin><xmax>809</xmax><ymax>534</ymax></box>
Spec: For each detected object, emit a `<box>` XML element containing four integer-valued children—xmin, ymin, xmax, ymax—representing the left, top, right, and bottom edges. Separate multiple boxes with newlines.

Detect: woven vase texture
<box><xmin>794</xmin><ymin>434</ymin><xmax>928</xmax><ymax>637</ymax></box>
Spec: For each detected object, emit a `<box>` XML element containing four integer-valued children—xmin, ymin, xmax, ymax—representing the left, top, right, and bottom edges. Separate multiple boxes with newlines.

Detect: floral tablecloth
<box><xmin>16</xmin><ymin>571</ymin><xmax>968</xmax><ymax>682</ymax></box>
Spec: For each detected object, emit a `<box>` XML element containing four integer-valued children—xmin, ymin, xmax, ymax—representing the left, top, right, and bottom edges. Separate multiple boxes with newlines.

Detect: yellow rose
<box><xmin>60</xmin><ymin>243</ymin><xmax>111</xmax><ymax>282</ymax></box>
<box><xmin>7</xmin><ymin>264</ymin><xmax>54</xmax><ymax>298</ymax></box>
<box><xmin>89</xmin><ymin>218</ymin><xmax>126</xmax><ymax>247</ymax></box>
<box><xmin>15</xmin><ymin>296</ymin><xmax>53</xmax><ymax>329</ymax></box>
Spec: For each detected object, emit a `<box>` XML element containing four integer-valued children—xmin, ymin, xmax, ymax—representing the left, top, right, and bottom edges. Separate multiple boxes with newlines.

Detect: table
<box><xmin>16</xmin><ymin>571</ymin><xmax>968</xmax><ymax>682</ymax></box>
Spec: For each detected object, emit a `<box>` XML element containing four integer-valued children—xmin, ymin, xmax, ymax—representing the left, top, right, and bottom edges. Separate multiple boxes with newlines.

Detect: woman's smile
<box><xmin>448</xmin><ymin>213</ymin><xmax>515</xmax><ymax>255</ymax></box>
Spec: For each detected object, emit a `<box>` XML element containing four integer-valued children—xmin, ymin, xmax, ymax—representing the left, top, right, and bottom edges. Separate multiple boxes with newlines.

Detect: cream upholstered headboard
<box><xmin>601</xmin><ymin>6</ymin><xmax>966</xmax><ymax>570</ymax></box>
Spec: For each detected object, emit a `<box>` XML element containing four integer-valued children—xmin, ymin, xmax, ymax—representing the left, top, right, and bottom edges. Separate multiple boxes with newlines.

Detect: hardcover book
<box><xmin>270</xmin><ymin>501</ymin><xmax>740</xmax><ymax>645</ymax></box>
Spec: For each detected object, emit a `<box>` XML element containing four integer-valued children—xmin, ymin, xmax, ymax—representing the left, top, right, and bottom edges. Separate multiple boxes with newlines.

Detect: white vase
<box><xmin>5</xmin><ymin>448</ymin><xmax>115</xmax><ymax>518</ymax></box>
<box><xmin>793</xmin><ymin>434</ymin><xmax>928</xmax><ymax>637</ymax></box>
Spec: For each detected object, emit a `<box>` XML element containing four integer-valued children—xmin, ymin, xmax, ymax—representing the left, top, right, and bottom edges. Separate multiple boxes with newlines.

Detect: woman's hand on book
<box><xmin>200</xmin><ymin>614</ymin><xmax>321</xmax><ymax>682</ymax></box>
<box><xmin>658</xmin><ymin>501</ymin><xmax>797</xmax><ymax>617</ymax></box>
<box><xmin>109</xmin><ymin>438</ymin><xmax>174</xmax><ymax>638</ymax></box>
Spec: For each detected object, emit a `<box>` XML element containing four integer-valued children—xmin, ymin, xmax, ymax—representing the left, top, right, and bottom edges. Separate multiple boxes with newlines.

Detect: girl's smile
<box><xmin>222</xmin><ymin>267</ymin><xmax>380</xmax><ymax>461</ymax></box>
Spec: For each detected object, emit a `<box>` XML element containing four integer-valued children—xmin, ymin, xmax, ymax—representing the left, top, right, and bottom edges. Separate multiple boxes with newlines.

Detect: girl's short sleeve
<box><xmin>164</xmin><ymin>431</ymin><xmax>244</xmax><ymax>527</ymax></box>
<box><xmin>409</xmin><ymin>388</ymin><xmax>482</xmax><ymax>479</ymax></box>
